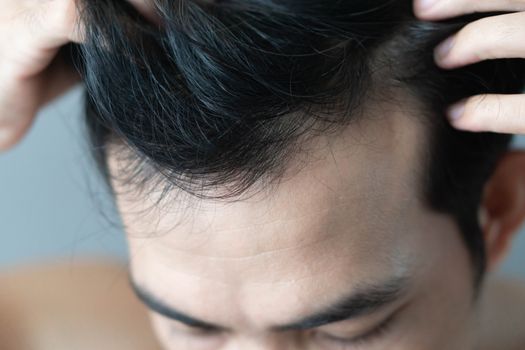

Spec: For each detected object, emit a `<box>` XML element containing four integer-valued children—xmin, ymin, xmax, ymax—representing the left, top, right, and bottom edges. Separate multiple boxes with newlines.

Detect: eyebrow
<box><xmin>128</xmin><ymin>273</ymin><xmax>409</xmax><ymax>333</ymax></box>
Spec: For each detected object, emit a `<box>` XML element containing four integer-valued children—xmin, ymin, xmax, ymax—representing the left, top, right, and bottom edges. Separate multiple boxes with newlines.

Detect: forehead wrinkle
<box><xmin>123</xmin><ymin>189</ymin><xmax>385</xmax><ymax>252</ymax></box>
<box><xmin>131</xmin><ymin>227</ymin><xmax>404</xmax><ymax>288</ymax></box>
<box><xmin>135</xmin><ymin>226</ymin><xmax>346</xmax><ymax>261</ymax></box>
<box><xmin>141</xmin><ymin>201</ymin><xmax>395</xmax><ymax>265</ymax></box>
<box><xmin>130</xmin><ymin>249</ymin><xmax>414</xmax><ymax>296</ymax></box>
<box><xmin>193</xmin><ymin>191</ymin><xmax>384</xmax><ymax>234</ymax></box>
<box><xmin>149</xmin><ymin>191</ymin><xmax>380</xmax><ymax>238</ymax></box>
<box><xmin>134</xmin><ymin>262</ymin><xmax>347</xmax><ymax>288</ymax></box>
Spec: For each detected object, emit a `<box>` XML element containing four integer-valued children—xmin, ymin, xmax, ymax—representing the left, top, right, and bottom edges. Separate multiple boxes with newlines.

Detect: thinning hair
<box><xmin>67</xmin><ymin>0</ymin><xmax>525</xmax><ymax>288</ymax></box>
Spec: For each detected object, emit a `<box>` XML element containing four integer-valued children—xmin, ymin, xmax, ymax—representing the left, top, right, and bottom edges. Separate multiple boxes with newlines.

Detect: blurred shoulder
<box><xmin>0</xmin><ymin>260</ymin><xmax>162</xmax><ymax>350</ymax></box>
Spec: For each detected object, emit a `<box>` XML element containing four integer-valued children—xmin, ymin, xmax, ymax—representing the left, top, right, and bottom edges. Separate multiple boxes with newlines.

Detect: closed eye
<box><xmin>170</xmin><ymin>324</ymin><xmax>223</xmax><ymax>337</ymax></box>
<box><xmin>317</xmin><ymin>310</ymin><xmax>397</xmax><ymax>347</ymax></box>
<box><xmin>314</xmin><ymin>298</ymin><xmax>411</xmax><ymax>348</ymax></box>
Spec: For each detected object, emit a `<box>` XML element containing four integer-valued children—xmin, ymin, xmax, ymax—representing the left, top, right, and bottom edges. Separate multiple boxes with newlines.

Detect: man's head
<box><xmin>71</xmin><ymin>0</ymin><xmax>525</xmax><ymax>348</ymax></box>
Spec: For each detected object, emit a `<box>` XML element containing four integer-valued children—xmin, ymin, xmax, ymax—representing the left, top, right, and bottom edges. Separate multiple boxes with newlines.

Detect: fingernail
<box><xmin>435</xmin><ymin>35</ymin><xmax>456</xmax><ymax>62</ymax></box>
<box><xmin>447</xmin><ymin>100</ymin><xmax>466</xmax><ymax>121</ymax></box>
<box><xmin>417</xmin><ymin>0</ymin><xmax>439</xmax><ymax>12</ymax></box>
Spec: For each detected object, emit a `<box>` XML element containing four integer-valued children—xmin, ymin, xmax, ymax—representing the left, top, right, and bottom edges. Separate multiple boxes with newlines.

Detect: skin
<box><xmin>0</xmin><ymin>260</ymin><xmax>162</xmax><ymax>350</ymax></box>
<box><xmin>105</xmin><ymin>93</ymin><xmax>525</xmax><ymax>350</ymax></box>
<box><xmin>1</xmin><ymin>0</ymin><xmax>525</xmax><ymax>349</ymax></box>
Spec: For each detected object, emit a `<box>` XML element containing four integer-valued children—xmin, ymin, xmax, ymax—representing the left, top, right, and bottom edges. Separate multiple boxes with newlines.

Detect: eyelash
<box><xmin>172</xmin><ymin>311</ymin><xmax>398</xmax><ymax>347</ymax></box>
<box><xmin>318</xmin><ymin>312</ymin><xmax>397</xmax><ymax>348</ymax></box>
<box><xmin>178</xmin><ymin>326</ymin><xmax>221</xmax><ymax>337</ymax></box>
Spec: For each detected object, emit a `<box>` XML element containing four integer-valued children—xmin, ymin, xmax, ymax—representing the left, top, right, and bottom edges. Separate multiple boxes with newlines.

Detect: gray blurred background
<box><xmin>0</xmin><ymin>85</ymin><xmax>523</xmax><ymax>279</ymax></box>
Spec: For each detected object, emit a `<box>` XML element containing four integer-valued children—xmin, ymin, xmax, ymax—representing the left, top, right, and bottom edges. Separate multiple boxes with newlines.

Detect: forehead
<box><xmin>107</xmin><ymin>103</ymin><xmax>430</xmax><ymax>326</ymax></box>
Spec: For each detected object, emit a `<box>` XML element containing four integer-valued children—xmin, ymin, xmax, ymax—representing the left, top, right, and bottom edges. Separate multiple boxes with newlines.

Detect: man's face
<box><xmin>107</xmin><ymin>103</ymin><xmax>478</xmax><ymax>349</ymax></box>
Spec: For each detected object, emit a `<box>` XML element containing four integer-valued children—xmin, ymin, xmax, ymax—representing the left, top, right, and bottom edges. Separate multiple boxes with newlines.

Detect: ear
<box><xmin>478</xmin><ymin>150</ymin><xmax>525</xmax><ymax>272</ymax></box>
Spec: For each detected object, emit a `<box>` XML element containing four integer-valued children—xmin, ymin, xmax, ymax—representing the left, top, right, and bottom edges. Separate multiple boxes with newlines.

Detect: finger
<box><xmin>414</xmin><ymin>0</ymin><xmax>525</xmax><ymax>20</ymax></box>
<box><xmin>22</xmin><ymin>0</ymin><xmax>85</xmax><ymax>47</ymax></box>
<box><xmin>0</xmin><ymin>71</ymin><xmax>43</xmax><ymax>150</ymax></box>
<box><xmin>446</xmin><ymin>94</ymin><xmax>525</xmax><ymax>134</ymax></box>
<box><xmin>0</xmin><ymin>56</ymin><xmax>80</xmax><ymax>152</ymax></box>
<box><xmin>0</xmin><ymin>0</ymin><xmax>84</xmax><ymax>151</ymax></box>
<box><xmin>0</xmin><ymin>111</ymin><xmax>35</xmax><ymax>151</ymax></box>
<box><xmin>1</xmin><ymin>0</ymin><xmax>85</xmax><ymax>79</ymax></box>
<box><xmin>0</xmin><ymin>47</ymin><xmax>82</xmax><ymax>151</ymax></box>
<box><xmin>433</xmin><ymin>12</ymin><xmax>525</xmax><ymax>69</ymax></box>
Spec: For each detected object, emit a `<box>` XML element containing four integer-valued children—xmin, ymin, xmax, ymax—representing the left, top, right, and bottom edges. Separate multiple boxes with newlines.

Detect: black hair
<box><xmin>67</xmin><ymin>0</ymin><xmax>525</xmax><ymax>289</ymax></box>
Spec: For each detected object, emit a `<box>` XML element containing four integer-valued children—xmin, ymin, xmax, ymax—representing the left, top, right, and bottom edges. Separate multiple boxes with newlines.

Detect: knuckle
<box><xmin>492</xmin><ymin>96</ymin><xmax>507</xmax><ymax>123</ymax></box>
<box><xmin>462</xmin><ymin>95</ymin><xmax>496</xmax><ymax>129</ymax></box>
<box><xmin>454</xmin><ymin>16</ymin><xmax>518</xmax><ymax>61</ymax></box>
<box><xmin>466</xmin><ymin>95</ymin><xmax>492</xmax><ymax>116</ymax></box>
<box><xmin>512</xmin><ymin>96</ymin><xmax>525</xmax><ymax>119</ymax></box>
<box><xmin>463</xmin><ymin>95</ymin><xmax>524</xmax><ymax>133</ymax></box>
<box><xmin>490</xmin><ymin>19</ymin><xmax>520</xmax><ymax>46</ymax></box>
<box><xmin>507</xmin><ymin>0</ymin><xmax>525</xmax><ymax>11</ymax></box>
<box><xmin>49</xmin><ymin>0</ymin><xmax>78</xmax><ymax>32</ymax></box>
<box><xmin>23</xmin><ymin>0</ymin><xmax>77</xmax><ymax>37</ymax></box>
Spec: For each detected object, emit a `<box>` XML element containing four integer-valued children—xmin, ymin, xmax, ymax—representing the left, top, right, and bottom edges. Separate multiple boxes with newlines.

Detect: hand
<box><xmin>0</xmin><ymin>0</ymin><xmax>85</xmax><ymax>152</ymax></box>
<box><xmin>413</xmin><ymin>0</ymin><xmax>525</xmax><ymax>134</ymax></box>
<box><xmin>0</xmin><ymin>0</ymin><xmax>159</xmax><ymax>153</ymax></box>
